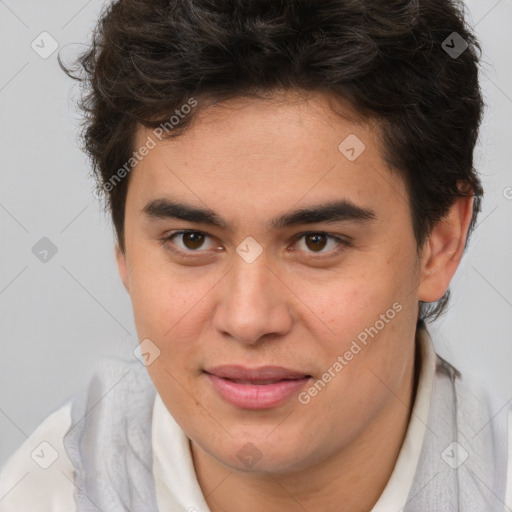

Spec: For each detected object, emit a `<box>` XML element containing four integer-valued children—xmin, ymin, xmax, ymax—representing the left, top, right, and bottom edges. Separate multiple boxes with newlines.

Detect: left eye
<box><xmin>292</xmin><ymin>232</ymin><xmax>346</xmax><ymax>254</ymax></box>
<box><xmin>163</xmin><ymin>231</ymin><xmax>348</xmax><ymax>256</ymax></box>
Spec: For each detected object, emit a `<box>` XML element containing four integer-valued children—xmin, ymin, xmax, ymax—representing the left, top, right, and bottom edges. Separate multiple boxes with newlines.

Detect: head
<box><xmin>61</xmin><ymin>0</ymin><xmax>483</xmax><ymax>474</ymax></box>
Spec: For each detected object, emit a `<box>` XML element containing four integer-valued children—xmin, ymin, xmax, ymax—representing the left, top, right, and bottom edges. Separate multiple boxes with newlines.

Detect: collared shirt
<box><xmin>0</xmin><ymin>328</ymin><xmax>510</xmax><ymax>511</ymax></box>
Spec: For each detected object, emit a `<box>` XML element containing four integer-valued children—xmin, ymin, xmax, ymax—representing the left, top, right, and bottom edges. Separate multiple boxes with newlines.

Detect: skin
<box><xmin>116</xmin><ymin>89</ymin><xmax>473</xmax><ymax>512</ymax></box>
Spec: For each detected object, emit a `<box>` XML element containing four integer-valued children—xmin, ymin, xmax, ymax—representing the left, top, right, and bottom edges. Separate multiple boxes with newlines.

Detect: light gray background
<box><xmin>1</xmin><ymin>0</ymin><xmax>511</xmax><ymax>467</ymax></box>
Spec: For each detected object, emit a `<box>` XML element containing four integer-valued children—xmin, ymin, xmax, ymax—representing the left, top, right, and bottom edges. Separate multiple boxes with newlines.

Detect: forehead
<box><xmin>127</xmin><ymin>91</ymin><xmax>409</xmax><ymax>230</ymax></box>
<box><xmin>135</xmin><ymin>90</ymin><xmax>378</xmax><ymax>165</ymax></box>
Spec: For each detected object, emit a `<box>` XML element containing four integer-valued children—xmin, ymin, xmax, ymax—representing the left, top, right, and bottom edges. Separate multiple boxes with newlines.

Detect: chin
<box><xmin>199</xmin><ymin>434</ymin><xmax>322</xmax><ymax>475</ymax></box>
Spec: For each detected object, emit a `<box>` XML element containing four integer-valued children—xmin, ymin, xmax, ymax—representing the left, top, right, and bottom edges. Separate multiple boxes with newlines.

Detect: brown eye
<box><xmin>181</xmin><ymin>232</ymin><xmax>206</xmax><ymax>250</ymax></box>
<box><xmin>162</xmin><ymin>230</ymin><xmax>220</xmax><ymax>257</ymax></box>
<box><xmin>304</xmin><ymin>233</ymin><xmax>328</xmax><ymax>252</ymax></box>
<box><xmin>293</xmin><ymin>232</ymin><xmax>349</xmax><ymax>257</ymax></box>
<box><xmin>162</xmin><ymin>231</ymin><xmax>215</xmax><ymax>255</ymax></box>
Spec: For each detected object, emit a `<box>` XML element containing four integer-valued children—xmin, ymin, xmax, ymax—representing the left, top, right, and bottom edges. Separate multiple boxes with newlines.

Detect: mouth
<box><xmin>204</xmin><ymin>365</ymin><xmax>311</xmax><ymax>381</ymax></box>
<box><xmin>203</xmin><ymin>365</ymin><xmax>312</xmax><ymax>409</ymax></box>
<box><xmin>218</xmin><ymin>378</ymin><xmax>306</xmax><ymax>385</ymax></box>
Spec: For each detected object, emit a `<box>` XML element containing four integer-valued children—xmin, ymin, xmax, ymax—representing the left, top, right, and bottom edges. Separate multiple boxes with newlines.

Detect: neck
<box><xmin>191</xmin><ymin>342</ymin><xmax>419</xmax><ymax>512</ymax></box>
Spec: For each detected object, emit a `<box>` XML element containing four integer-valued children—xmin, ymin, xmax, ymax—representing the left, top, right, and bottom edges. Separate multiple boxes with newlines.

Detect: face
<box><xmin>117</xmin><ymin>90</ymin><xmax>425</xmax><ymax>473</ymax></box>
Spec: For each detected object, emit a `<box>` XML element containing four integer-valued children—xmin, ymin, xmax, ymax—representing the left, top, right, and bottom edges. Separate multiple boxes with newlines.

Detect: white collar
<box><xmin>370</xmin><ymin>325</ymin><xmax>437</xmax><ymax>511</ymax></box>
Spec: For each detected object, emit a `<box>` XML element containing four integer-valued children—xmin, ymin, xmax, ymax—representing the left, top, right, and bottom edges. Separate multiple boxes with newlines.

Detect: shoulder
<box><xmin>445</xmin><ymin>358</ymin><xmax>511</xmax><ymax>441</ymax></box>
<box><xmin>0</xmin><ymin>402</ymin><xmax>76</xmax><ymax>512</ymax></box>
<box><xmin>0</xmin><ymin>357</ymin><xmax>153</xmax><ymax>512</ymax></box>
<box><xmin>436</xmin><ymin>355</ymin><xmax>512</xmax><ymax>506</ymax></box>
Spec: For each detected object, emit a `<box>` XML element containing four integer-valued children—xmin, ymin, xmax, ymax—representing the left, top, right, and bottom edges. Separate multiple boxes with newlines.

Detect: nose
<box><xmin>213</xmin><ymin>256</ymin><xmax>293</xmax><ymax>345</ymax></box>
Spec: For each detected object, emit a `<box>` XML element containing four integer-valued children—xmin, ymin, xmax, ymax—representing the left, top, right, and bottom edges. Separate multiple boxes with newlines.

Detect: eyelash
<box><xmin>160</xmin><ymin>230</ymin><xmax>351</xmax><ymax>259</ymax></box>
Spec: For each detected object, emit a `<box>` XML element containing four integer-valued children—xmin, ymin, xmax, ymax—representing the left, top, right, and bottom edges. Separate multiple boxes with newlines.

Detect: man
<box><xmin>0</xmin><ymin>0</ymin><xmax>510</xmax><ymax>510</ymax></box>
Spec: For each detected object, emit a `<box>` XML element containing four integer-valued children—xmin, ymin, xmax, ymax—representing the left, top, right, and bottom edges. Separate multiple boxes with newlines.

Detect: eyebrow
<box><xmin>142</xmin><ymin>198</ymin><xmax>376</xmax><ymax>232</ymax></box>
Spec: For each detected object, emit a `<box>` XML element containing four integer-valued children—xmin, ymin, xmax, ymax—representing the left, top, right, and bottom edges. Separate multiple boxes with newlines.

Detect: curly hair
<box><xmin>59</xmin><ymin>0</ymin><xmax>484</xmax><ymax>326</ymax></box>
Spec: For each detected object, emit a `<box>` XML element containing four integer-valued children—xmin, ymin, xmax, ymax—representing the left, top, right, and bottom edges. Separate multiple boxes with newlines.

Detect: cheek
<box><xmin>300</xmin><ymin>257</ymin><xmax>414</xmax><ymax>379</ymax></box>
<box><xmin>299</xmin><ymin>263</ymin><xmax>398</xmax><ymax>335</ymax></box>
<box><xmin>127</xmin><ymin>257</ymin><xmax>222</xmax><ymax>374</ymax></box>
<box><xmin>128</xmin><ymin>253</ymin><xmax>206</xmax><ymax>332</ymax></box>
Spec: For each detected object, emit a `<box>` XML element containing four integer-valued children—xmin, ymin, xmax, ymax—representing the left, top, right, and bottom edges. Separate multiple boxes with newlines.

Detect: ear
<box><xmin>417</xmin><ymin>193</ymin><xmax>474</xmax><ymax>303</ymax></box>
<box><xmin>115</xmin><ymin>244</ymin><xmax>130</xmax><ymax>293</ymax></box>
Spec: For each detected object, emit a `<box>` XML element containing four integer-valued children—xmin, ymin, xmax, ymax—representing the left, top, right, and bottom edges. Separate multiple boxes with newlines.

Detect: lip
<box><xmin>204</xmin><ymin>365</ymin><xmax>311</xmax><ymax>409</ymax></box>
<box><xmin>205</xmin><ymin>365</ymin><xmax>309</xmax><ymax>381</ymax></box>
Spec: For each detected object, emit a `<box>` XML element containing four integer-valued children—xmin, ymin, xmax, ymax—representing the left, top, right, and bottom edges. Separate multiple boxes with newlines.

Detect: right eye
<box><xmin>161</xmin><ymin>230</ymin><xmax>222</xmax><ymax>257</ymax></box>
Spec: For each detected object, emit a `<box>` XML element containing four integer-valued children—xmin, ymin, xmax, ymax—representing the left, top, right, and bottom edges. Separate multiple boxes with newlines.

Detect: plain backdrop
<box><xmin>1</xmin><ymin>0</ymin><xmax>511</xmax><ymax>467</ymax></box>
